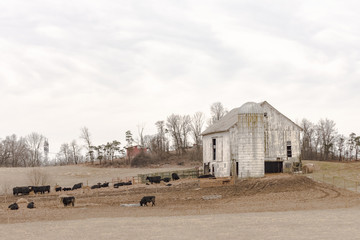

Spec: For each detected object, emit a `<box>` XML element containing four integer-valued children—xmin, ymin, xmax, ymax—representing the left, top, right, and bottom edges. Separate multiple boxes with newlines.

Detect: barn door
<box><xmin>216</xmin><ymin>137</ymin><xmax>223</xmax><ymax>161</ymax></box>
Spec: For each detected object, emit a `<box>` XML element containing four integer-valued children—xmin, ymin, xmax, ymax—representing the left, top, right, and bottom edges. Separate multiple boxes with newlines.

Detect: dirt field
<box><xmin>2</xmin><ymin>166</ymin><xmax>360</xmax><ymax>239</ymax></box>
<box><xmin>0</xmin><ymin>165</ymin><xmax>191</xmax><ymax>195</ymax></box>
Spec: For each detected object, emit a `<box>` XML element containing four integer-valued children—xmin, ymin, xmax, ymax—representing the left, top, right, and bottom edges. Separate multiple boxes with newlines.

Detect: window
<box><xmin>287</xmin><ymin>141</ymin><xmax>292</xmax><ymax>157</ymax></box>
<box><xmin>212</xmin><ymin>138</ymin><xmax>216</xmax><ymax>161</ymax></box>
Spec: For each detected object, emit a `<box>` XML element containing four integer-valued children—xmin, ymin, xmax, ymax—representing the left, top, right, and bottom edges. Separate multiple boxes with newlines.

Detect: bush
<box><xmin>131</xmin><ymin>152</ymin><xmax>154</xmax><ymax>167</ymax></box>
<box><xmin>27</xmin><ymin>169</ymin><xmax>50</xmax><ymax>185</ymax></box>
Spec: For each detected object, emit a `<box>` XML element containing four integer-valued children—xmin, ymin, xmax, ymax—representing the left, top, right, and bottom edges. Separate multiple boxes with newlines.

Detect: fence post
<box><xmin>356</xmin><ymin>182</ymin><xmax>358</xmax><ymax>192</ymax></box>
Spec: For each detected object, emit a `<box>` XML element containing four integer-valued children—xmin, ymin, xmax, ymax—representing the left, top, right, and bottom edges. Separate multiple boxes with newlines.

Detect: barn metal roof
<box><xmin>201</xmin><ymin>101</ymin><xmax>302</xmax><ymax>136</ymax></box>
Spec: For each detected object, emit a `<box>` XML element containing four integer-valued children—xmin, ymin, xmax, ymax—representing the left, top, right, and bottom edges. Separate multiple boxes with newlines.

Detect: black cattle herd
<box><xmin>8</xmin><ymin>172</ymin><xmax>182</xmax><ymax>211</ymax></box>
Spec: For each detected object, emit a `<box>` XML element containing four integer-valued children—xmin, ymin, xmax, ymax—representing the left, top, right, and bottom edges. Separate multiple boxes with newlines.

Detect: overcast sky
<box><xmin>1</xmin><ymin>0</ymin><xmax>360</xmax><ymax>156</ymax></box>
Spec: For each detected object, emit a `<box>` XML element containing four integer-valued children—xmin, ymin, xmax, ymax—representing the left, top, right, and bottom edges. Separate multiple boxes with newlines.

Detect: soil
<box><xmin>1</xmin><ymin>174</ymin><xmax>360</xmax><ymax>224</ymax></box>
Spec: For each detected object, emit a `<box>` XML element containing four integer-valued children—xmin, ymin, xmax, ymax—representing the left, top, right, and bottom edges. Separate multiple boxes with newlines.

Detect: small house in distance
<box><xmin>202</xmin><ymin>101</ymin><xmax>302</xmax><ymax>178</ymax></box>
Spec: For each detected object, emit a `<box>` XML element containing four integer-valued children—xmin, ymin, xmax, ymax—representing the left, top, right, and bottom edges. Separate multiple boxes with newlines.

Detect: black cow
<box><xmin>62</xmin><ymin>196</ymin><xmax>75</xmax><ymax>207</ymax></box>
<box><xmin>123</xmin><ymin>181</ymin><xmax>132</xmax><ymax>186</ymax></box>
<box><xmin>8</xmin><ymin>202</ymin><xmax>19</xmax><ymax>210</ymax></box>
<box><xmin>114</xmin><ymin>182</ymin><xmax>124</xmax><ymax>188</ymax></box>
<box><xmin>72</xmin><ymin>183</ymin><xmax>83</xmax><ymax>190</ymax></box>
<box><xmin>27</xmin><ymin>202</ymin><xmax>35</xmax><ymax>209</ymax></box>
<box><xmin>31</xmin><ymin>185</ymin><xmax>50</xmax><ymax>194</ymax></box>
<box><xmin>101</xmin><ymin>182</ymin><xmax>109</xmax><ymax>188</ymax></box>
<box><xmin>55</xmin><ymin>187</ymin><xmax>62</xmax><ymax>192</ymax></box>
<box><xmin>146</xmin><ymin>176</ymin><xmax>161</xmax><ymax>184</ymax></box>
<box><xmin>91</xmin><ymin>183</ymin><xmax>101</xmax><ymax>189</ymax></box>
<box><xmin>172</xmin><ymin>173</ymin><xmax>180</xmax><ymax>181</ymax></box>
<box><xmin>162</xmin><ymin>177</ymin><xmax>171</xmax><ymax>182</ymax></box>
<box><xmin>198</xmin><ymin>174</ymin><xmax>215</xmax><ymax>178</ymax></box>
<box><xmin>63</xmin><ymin>187</ymin><xmax>72</xmax><ymax>191</ymax></box>
<box><xmin>13</xmin><ymin>186</ymin><xmax>30</xmax><ymax>196</ymax></box>
<box><xmin>140</xmin><ymin>196</ymin><xmax>155</xmax><ymax>206</ymax></box>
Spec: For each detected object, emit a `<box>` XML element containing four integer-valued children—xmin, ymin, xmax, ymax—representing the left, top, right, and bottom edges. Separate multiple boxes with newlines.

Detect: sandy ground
<box><xmin>2</xmin><ymin>208</ymin><xmax>360</xmax><ymax>240</ymax></box>
<box><xmin>1</xmin><ymin>168</ymin><xmax>360</xmax><ymax>239</ymax></box>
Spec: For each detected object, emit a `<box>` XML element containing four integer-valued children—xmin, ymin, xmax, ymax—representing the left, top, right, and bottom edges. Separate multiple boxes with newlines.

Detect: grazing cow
<box><xmin>91</xmin><ymin>183</ymin><xmax>101</xmax><ymax>189</ymax></box>
<box><xmin>162</xmin><ymin>177</ymin><xmax>171</xmax><ymax>183</ymax></box>
<box><xmin>198</xmin><ymin>174</ymin><xmax>215</xmax><ymax>179</ymax></box>
<box><xmin>172</xmin><ymin>173</ymin><xmax>180</xmax><ymax>181</ymax></box>
<box><xmin>114</xmin><ymin>182</ymin><xmax>124</xmax><ymax>188</ymax></box>
<box><xmin>8</xmin><ymin>203</ymin><xmax>19</xmax><ymax>210</ymax></box>
<box><xmin>123</xmin><ymin>181</ymin><xmax>132</xmax><ymax>186</ymax></box>
<box><xmin>61</xmin><ymin>196</ymin><xmax>75</xmax><ymax>207</ymax></box>
<box><xmin>31</xmin><ymin>185</ymin><xmax>50</xmax><ymax>194</ymax></box>
<box><xmin>146</xmin><ymin>176</ymin><xmax>161</xmax><ymax>184</ymax></box>
<box><xmin>55</xmin><ymin>187</ymin><xmax>62</xmax><ymax>192</ymax></box>
<box><xmin>72</xmin><ymin>183</ymin><xmax>83</xmax><ymax>190</ymax></box>
<box><xmin>13</xmin><ymin>186</ymin><xmax>30</xmax><ymax>196</ymax></box>
<box><xmin>101</xmin><ymin>182</ymin><xmax>109</xmax><ymax>188</ymax></box>
<box><xmin>63</xmin><ymin>187</ymin><xmax>72</xmax><ymax>191</ymax></box>
<box><xmin>140</xmin><ymin>196</ymin><xmax>155</xmax><ymax>206</ymax></box>
<box><xmin>27</xmin><ymin>202</ymin><xmax>35</xmax><ymax>209</ymax></box>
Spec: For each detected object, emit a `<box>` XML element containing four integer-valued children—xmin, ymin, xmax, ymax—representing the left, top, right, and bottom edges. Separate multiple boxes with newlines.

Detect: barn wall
<box><xmin>262</xmin><ymin>103</ymin><xmax>301</xmax><ymax>164</ymax></box>
<box><xmin>202</xmin><ymin>132</ymin><xmax>231</xmax><ymax>177</ymax></box>
<box><xmin>237</xmin><ymin>113</ymin><xmax>265</xmax><ymax>178</ymax></box>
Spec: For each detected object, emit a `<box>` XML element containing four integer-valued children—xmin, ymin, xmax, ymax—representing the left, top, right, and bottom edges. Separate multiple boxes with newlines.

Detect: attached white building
<box><xmin>202</xmin><ymin>101</ymin><xmax>302</xmax><ymax>178</ymax></box>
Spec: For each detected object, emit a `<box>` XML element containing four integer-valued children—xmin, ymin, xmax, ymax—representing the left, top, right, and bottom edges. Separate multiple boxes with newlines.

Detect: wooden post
<box><xmin>356</xmin><ymin>182</ymin><xmax>358</xmax><ymax>192</ymax></box>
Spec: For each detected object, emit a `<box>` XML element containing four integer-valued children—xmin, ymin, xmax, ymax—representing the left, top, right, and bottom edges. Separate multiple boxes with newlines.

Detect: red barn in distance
<box><xmin>126</xmin><ymin>145</ymin><xmax>146</xmax><ymax>159</ymax></box>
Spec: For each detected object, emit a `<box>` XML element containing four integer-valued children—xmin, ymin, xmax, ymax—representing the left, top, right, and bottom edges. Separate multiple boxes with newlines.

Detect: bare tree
<box><xmin>80</xmin><ymin>126</ymin><xmax>94</xmax><ymax>163</ymax></box>
<box><xmin>137</xmin><ymin>123</ymin><xmax>145</xmax><ymax>147</ymax></box>
<box><xmin>191</xmin><ymin>112</ymin><xmax>205</xmax><ymax>146</ymax></box>
<box><xmin>26</xmin><ymin>132</ymin><xmax>44</xmax><ymax>166</ymax></box>
<box><xmin>58</xmin><ymin>143</ymin><xmax>71</xmax><ymax>165</ymax></box>
<box><xmin>208</xmin><ymin>102</ymin><xmax>227</xmax><ymax>126</ymax></box>
<box><xmin>166</xmin><ymin>115</ymin><xmax>182</xmax><ymax>155</ymax></box>
<box><xmin>318</xmin><ymin>119</ymin><xmax>337</xmax><ymax>160</ymax></box>
<box><xmin>300</xmin><ymin>119</ymin><xmax>315</xmax><ymax>160</ymax></box>
<box><xmin>336</xmin><ymin>134</ymin><xmax>346</xmax><ymax>161</ymax></box>
<box><xmin>70</xmin><ymin>140</ymin><xmax>81</xmax><ymax>164</ymax></box>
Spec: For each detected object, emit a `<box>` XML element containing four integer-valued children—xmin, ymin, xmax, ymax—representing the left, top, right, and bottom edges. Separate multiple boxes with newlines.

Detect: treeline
<box><xmin>0</xmin><ymin>133</ymin><xmax>48</xmax><ymax>167</ymax></box>
<box><xmin>300</xmin><ymin>118</ymin><xmax>359</xmax><ymax>161</ymax></box>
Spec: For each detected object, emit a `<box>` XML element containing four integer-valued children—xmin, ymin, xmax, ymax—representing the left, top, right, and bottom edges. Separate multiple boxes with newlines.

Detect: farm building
<box><xmin>202</xmin><ymin>101</ymin><xmax>302</xmax><ymax>178</ymax></box>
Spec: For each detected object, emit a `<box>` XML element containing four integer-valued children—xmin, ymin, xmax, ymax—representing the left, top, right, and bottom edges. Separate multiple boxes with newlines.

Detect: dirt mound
<box><xmin>235</xmin><ymin>174</ymin><xmax>315</xmax><ymax>195</ymax></box>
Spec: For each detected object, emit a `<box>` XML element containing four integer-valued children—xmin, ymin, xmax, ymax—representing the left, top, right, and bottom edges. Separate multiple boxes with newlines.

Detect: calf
<box><xmin>172</xmin><ymin>173</ymin><xmax>180</xmax><ymax>181</ymax></box>
<box><xmin>140</xmin><ymin>196</ymin><xmax>155</xmax><ymax>206</ymax></box>
<box><xmin>8</xmin><ymin>203</ymin><xmax>19</xmax><ymax>210</ymax></box>
<box><xmin>27</xmin><ymin>202</ymin><xmax>35</xmax><ymax>209</ymax></box>
<box><xmin>62</xmin><ymin>196</ymin><xmax>75</xmax><ymax>207</ymax></box>
<box><xmin>63</xmin><ymin>187</ymin><xmax>72</xmax><ymax>191</ymax></box>
<box><xmin>55</xmin><ymin>187</ymin><xmax>62</xmax><ymax>192</ymax></box>
<box><xmin>162</xmin><ymin>177</ymin><xmax>171</xmax><ymax>183</ymax></box>
<box><xmin>101</xmin><ymin>182</ymin><xmax>109</xmax><ymax>188</ymax></box>
<box><xmin>146</xmin><ymin>176</ymin><xmax>161</xmax><ymax>184</ymax></box>
<box><xmin>72</xmin><ymin>183</ymin><xmax>83</xmax><ymax>190</ymax></box>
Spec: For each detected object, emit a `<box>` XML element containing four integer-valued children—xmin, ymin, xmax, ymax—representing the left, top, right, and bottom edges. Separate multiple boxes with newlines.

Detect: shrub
<box><xmin>27</xmin><ymin>169</ymin><xmax>50</xmax><ymax>186</ymax></box>
<box><xmin>131</xmin><ymin>152</ymin><xmax>154</xmax><ymax>167</ymax></box>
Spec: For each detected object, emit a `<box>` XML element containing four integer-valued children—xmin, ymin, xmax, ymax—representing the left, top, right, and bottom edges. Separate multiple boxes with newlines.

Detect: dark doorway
<box><xmin>204</xmin><ymin>163</ymin><xmax>210</xmax><ymax>174</ymax></box>
<box><xmin>236</xmin><ymin>162</ymin><xmax>239</xmax><ymax>176</ymax></box>
<box><xmin>265</xmin><ymin>161</ymin><xmax>283</xmax><ymax>173</ymax></box>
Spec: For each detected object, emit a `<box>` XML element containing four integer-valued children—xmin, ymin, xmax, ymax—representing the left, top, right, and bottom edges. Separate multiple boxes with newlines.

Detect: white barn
<box><xmin>202</xmin><ymin>101</ymin><xmax>302</xmax><ymax>178</ymax></box>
